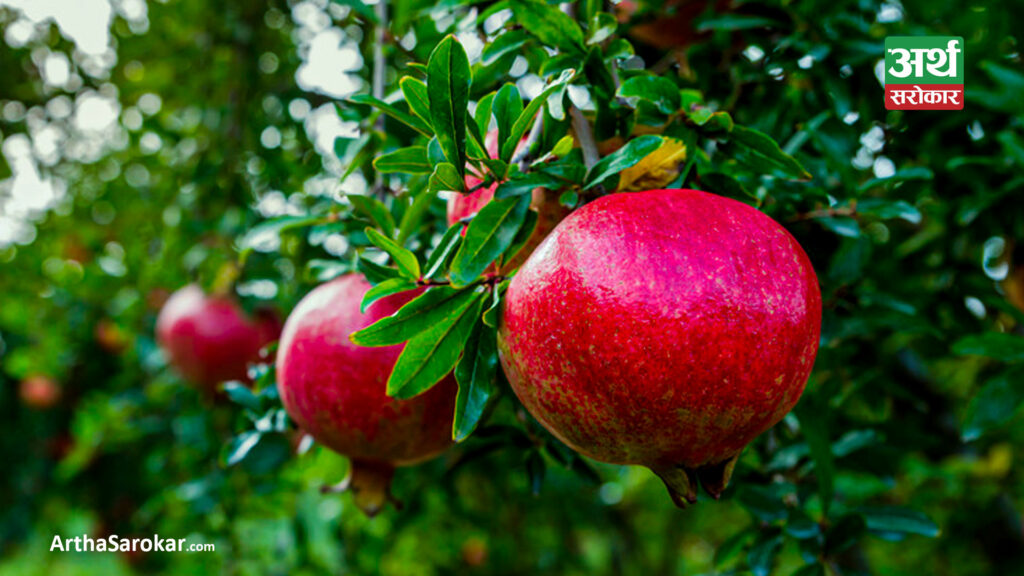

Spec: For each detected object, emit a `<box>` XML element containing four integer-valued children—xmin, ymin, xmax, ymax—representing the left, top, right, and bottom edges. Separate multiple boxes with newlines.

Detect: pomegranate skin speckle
<box><xmin>498</xmin><ymin>189</ymin><xmax>821</xmax><ymax>506</ymax></box>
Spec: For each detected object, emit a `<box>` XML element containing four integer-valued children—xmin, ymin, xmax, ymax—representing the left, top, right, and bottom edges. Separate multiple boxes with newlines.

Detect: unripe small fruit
<box><xmin>498</xmin><ymin>189</ymin><xmax>821</xmax><ymax>506</ymax></box>
<box><xmin>276</xmin><ymin>274</ymin><xmax>457</xmax><ymax>516</ymax></box>
<box><xmin>156</xmin><ymin>284</ymin><xmax>280</xmax><ymax>391</ymax></box>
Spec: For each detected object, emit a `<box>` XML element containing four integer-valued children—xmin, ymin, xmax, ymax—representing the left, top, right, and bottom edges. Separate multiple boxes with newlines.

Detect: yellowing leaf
<box><xmin>617</xmin><ymin>137</ymin><xmax>687</xmax><ymax>192</ymax></box>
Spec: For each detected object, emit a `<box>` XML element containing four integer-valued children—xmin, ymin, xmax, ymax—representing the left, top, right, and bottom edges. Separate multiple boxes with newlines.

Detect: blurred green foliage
<box><xmin>1</xmin><ymin>0</ymin><xmax>1024</xmax><ymax>575</ymax></box>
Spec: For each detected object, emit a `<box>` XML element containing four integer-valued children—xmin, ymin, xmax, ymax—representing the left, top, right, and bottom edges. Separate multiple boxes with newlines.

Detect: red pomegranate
<box><xmin>275</xmin><ymin>274</ymin><xmax>457</xmax><ymax>516</ymax></box>
<box><xmin>156</xmin><ymin>284</ymin><xmax>280</xmax><ymax>391</ymax></box>
<box><xmin>498</xmin><ymin>189</ymin><xmax>821</xmax><ymax>506</ymax></box>
<box><xmin>447</xmin><ymin>131</ymin><xmax>570</xmax><ymax>273</ymax></box>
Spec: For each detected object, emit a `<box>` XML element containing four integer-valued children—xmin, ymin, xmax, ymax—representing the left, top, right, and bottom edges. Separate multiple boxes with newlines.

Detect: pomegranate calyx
<box><xmin>322</xmin><ymin>459</ymin><xmax>402</xmax><ymax>517</ymax></box>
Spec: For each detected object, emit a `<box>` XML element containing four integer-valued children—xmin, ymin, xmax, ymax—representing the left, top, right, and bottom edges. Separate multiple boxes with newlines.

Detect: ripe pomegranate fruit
<box><xmin>19</xmin><ymin>375</ymin><xmax>61</xmax><ymax>410</ymax></box>
<box><xmin>156</xmin><ymin>284</ymin><xmax>280</xmax><ymax>391</ymax></box>
<box><xmin>447</xmin><ymin>131</ymin><xmax>570</xmax><ymax>273</ymax></box>
<box><xmin>275</xmin><ymin>274</ymin><xmax>457</xmax><ymax>516</ymax></box>
<box><xmin>498</xmin><ymin>189</ymin><xmax>821</xmax><ymax>507</ymax></box>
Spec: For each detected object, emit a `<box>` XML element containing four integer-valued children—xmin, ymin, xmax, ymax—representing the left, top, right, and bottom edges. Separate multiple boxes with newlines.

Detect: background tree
<box><xmin>1</xmin><ymin>0</ymin><xmax>1023</xmax><ymax>575</ymax></box>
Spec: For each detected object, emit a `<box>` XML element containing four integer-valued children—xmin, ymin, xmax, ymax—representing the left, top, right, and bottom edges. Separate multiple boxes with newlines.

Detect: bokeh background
<box><xmin>1</xmin><ymin>0</ymin><xmax>1023</xmax><ymax>574</ymax></box>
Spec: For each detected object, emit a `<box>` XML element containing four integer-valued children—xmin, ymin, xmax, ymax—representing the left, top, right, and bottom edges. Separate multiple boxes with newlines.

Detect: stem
<box><xmin>372</xmin><ymin>0</ymin><xmax>388</xmax><ymax>197</ymax></box>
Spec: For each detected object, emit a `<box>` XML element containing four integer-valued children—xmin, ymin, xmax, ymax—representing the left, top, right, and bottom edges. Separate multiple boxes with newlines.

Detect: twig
<box><xmin>372</xmin><ymin>0</ymin><xmax>388</xmax><ymax>197</ymax></box>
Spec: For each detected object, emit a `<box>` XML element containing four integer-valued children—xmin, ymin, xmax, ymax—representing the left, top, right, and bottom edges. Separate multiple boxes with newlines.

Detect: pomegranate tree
<box><xmin>275</xmin><ymin>274</ymin><xmax>457</xmax><ymax>516</ymax></box>
<box><xmin>497</xmin><ymin>189</ymin><xmax>821</xmax><ymax>506</ymax></box>
<box><xmin>156</xmin><ymin>284</ymin><xmax>280</xmax><ymax>391</ymax></box>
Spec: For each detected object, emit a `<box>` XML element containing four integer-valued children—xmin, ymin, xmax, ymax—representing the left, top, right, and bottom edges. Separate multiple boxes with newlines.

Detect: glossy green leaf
<box><xmin>500</xmin><ymin>68</ymin><xmax>576</xmax><ymax>162</ymax></box>
<box><xmin>373</xmin><ymin>146</ymin><xmax>431</xmax><ymax>174</ymax></box>
<box><xmin>349</xmin><ymin>94</ymin><xmax>433</xmax><ymax>137</ymax></box>
<box><xmin>427</xmin><ymin>35</ymin><xmax>471</xmax><ymax>178</ymax></box>
<box><xmin>510</xmin><ymin>0</ymin><xmax>585</xmax><ymax>54</ymax></box>
<box><xmin>482</xmin><ymin>29</ymin><xmax>529</xmax><ymax>65</ymax></box>
<box><xmin>221</xmin><ymin>381</ymin><xmax>261</xmax><ymax>413</ymax></box>
<box><xmin>347</xmin><ymin>194</ymin><xmax>396</xmax><ymax>238</ymax></box>
<box><xmin>361</xmin><ymin>277</ymin><xmax>418</xmax><ymax>313</ymax></box>
<box><xmin>962</xmin><ymin>367</ymin><xmax>1024</xmax><ymax>441</ymax></box>
<box><xmin>617</xmin><ymin>75</ymin><xmax>681</xmax><ymax>114</ymax></box>
<box><xmin>364</xmin><ymin>227</ymin><xmax>420</xmax><ymax>280</ymax></box>
<box><xmin>858</xmin><ymin>507</ymin><xmax>940</xmax><ymax>537</ymax></box>
<box><xmin>584</xmin><ymin>135</ymin><xmax>663</xmax><ymax>190</ymax></box>
<box><xmin>730</xmin><ymin>125</ymin><xmax>812</xmax><ymax>180</ymax></box>
<box><xmin>747</xmin><ymin>533</ymin><xmax>782</xmax><ymax>576</ymax></box>
<box><xmin>493</xmin><ymin>83</ymin><xmax>524</xmax><ymax>160</ymax></box>
<box><xmin>351</xmin><ymin>285</ymin><xmax>481</xmax><ymax>347</ymax></box>
<box><xmin>586</xmin><ymin>12</ymin><xmax>617</xmax><ymax>45</ymax></box>
<box><xmin>953</xmin><ymin>332</ymin><xmax>1024</xmax><ymax>362</ymax></box>
<box><xmin>450</xmin><ymin>194</ymin><xmax>532</xmax><ymax>285</ymax></box>
<box><xmin>453</xmin><ymin>320</ymin><xmax>499</xmax><ymax>441</ymax></box>
<box><xmin>423</xmin><ymin>223</ymin><xmax>464</xmax><ymax>280</ymax></box>
<box><xmin>475</xmin><ymin>91</ymin><xmax>496</xmax><ymax>136</ymax></box>
<box><xmin>400</xmin><ymin>76</ymin><xmax>432</xmax><ymax>127</ymax></box>
<box><xmin>429</xmin><ymin>162</ymin><xmax>464</xmax><ymax>194</ymax></box>
<box><xmin>387</xmin><ymin>290</ymin><xmax>485</xmax><ymax>399</ymax></box>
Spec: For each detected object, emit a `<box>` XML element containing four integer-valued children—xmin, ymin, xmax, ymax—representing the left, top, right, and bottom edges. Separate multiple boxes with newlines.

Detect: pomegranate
<box><xmin>497</xmin><ymin>189</ymin><xmax>821</xmax><ymax>506</ymax></box>
<box><xmin>156</xmin><ymin>284</ymin><xmax>280</xmax><ymax>391</ymax></box>
<box><xmin>447</xmin><ymin>131</ymin><xmax>570</xmax><ymax>273</ymax></box>
<box><xmin>19</xmin><ymin>375</ymin><xmax>61</xmax><ymax>410</ymax></box>
<box><xmin>275</xmin><ymin>274</ymin><xmax>457</xmax><ymax>516</ymax></box>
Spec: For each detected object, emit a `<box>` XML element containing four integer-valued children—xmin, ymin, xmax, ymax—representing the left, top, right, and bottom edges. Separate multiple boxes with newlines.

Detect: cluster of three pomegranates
<box><xmin>159</xmin><ymin>187</ymin><xmax>821</xmax><ymax>514</ymax></box>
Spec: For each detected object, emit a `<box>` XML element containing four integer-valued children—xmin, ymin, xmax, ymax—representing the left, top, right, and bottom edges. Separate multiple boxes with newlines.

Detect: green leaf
<box><xmin>239</xmin><ymin>432</ymin><xmax>292</xmax><ymax>475</ymax></box>
<box><xmin>730</xmin><ymin>125</ymin><xmax>812</xmax><ymax>180</ymax></box>
<box><xmin>364</xmin><ymin>227</ymin><xmax>420</xmax><ymax>280</ymax></box>
<box><xmin>551</xmin><ymin>135</ymin><xmax>574</xmax><ymax>157</ymax></box>
<box><xmin>351</xmin><ymin>285</ymin><xmax>481</xmax><ymax>346</ymax></box>
<box><xmin>238</xmin><ymin>215</ymin><xmax>327</xmax><ymax>255</ymax></box>
<box><xmin>427</xmin><ymin>35</ymin><xmax>472</xmax><ymax>178</ymax></box>
<box><xmin>357</xmin><ymin>255</ymin><xmax>402</xmax><ymax>285</ymax></box>
<box><xmin>373</xmin><ymin>146</ymin><xmax>432</xmax><ymax>174</ymax></box>
<box><xmin>396</xmin><ymin>180</ymin><xmax>433</xmax><ymax>244</ymax></box>
<box><xmin>221</xmin><ymin>381</ymin><xmax>262</xmax><ymax>413</ymax></box>
<box><xmin>429</xmin><ymin>162</ymin><xmax>464</xmax><ymax>194</ymax></box>
<box><xmin>503</xmin><ymin>209</ymin><xmax>538</xmax><ymax>268</ymax></box>
<box><xmin>586</xmin><ymin>12</ymin><xmax>617</xmax><ymax>45</ymax></box>
<box><xmin>330</xmin><ymin>0</ymin><xmax>378</xmax><ymax>23</ymax></box>
<box><xmin>347</xmin><ymin>194</ymin><xmax>396</xmax><ymax>238</ymax></box>
<box><xmin>453</xmin><ymin>320</ymin><xmax>499</xmax><ymax>441</ymax></box>
<box><xmin>500</xmin><ymin>68</ymin><xmax>576</xmax><ymax>162</ymax></box>
<box><xmin>953</xmin><ymin>333</ymin><xmax>1024</xmax><ymax>362</ymax></box>
<box><xmin>482</xmin><ymin>281</ymin><xmax>507</xmax><ymax>328</ymax></box>
<box><xmin>349</xmin><ymin>94</ymin><xmax>433</xmax><ymax>137</ymax></box>
<box><xmin>962</xmin><ymin>367</ymin><xmax>1024</xmax><ymax>441</ymax></box>
<box><xmin>361</xmin><ymin>277</ymin><xmax>418</xmax><ymax>313</ymax></box>
<box><xmin>450</xmin><ymin>194</ymin><xmax>532</xmax><ymax>285</ymax></box>
<box><xmin>584</xmin><ymin>135</ymin><xmax>663</xmax><ymax>190</ymax></box>
<box><xmin>495</xmin><ymin>172</ymin><xmax>560</xmax><ymax>199</ymax></box>
<box><xmin>475</xmin><ymin>92</ymin><xmax>496</xmax><ymax>136</ymax></box>
<box><xmin>795</xmin><ymin>399</ymin><xmax>836</xmax><ymax>513</ymax></box>
<box><xmin>858</xmin><ymin>507</ymin><xmax>941</xmax><ymax>538</ymax></box>
<box><xmin>482</xmin><ymin>29</ymin><xmax>530</xmax><ymax>65</ymax></box>
<box><xmin>737</xmin><ymin>485</ymin><xmax>788</xmax><ymax>523</ymax></box>
<box><xmin>494</xmin><ymin>83</ymin><xmax>524</xmax><ymax>160</ymax></box>
<box><xmin>617</xmin><ymin>75</ymin><xmax>681</xmax><ymax>114</ymax></box>
<box><xmin>696</xmin><ymin>14</ymin><xmax>782</xmax><ymax>32</ymax></box>
<box><xmin>856</xmin><ymin>199</ymin><xmax>922</xmax><ymax>224</ymax></box>
<box><xmin>510</xmin><ymin>0</ymin><xmax>585</xmax><ymax>54</ymax></box>
<box><xmin>423</xmin><ymin>223</ymin><xmax>464</xmax><ymax>280</ymax></box>
<box><xmin>747</xmin><ymin>533</ymin><xmax>782</xmax><ymax>576</ymax></box>
<box><xmin>400</xmin><ymin>76</ymin><xmax>432</xmax><ymax>127</ymax></box>
<box><xmin>223</xmin><ymin>431</ymin><xmax>262</xmax><ymax>467</ymax></box>
<box><xmin>387</xmin><ymin>290</ymin><xmax>485</xmax><ymax>399</ymax></box>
